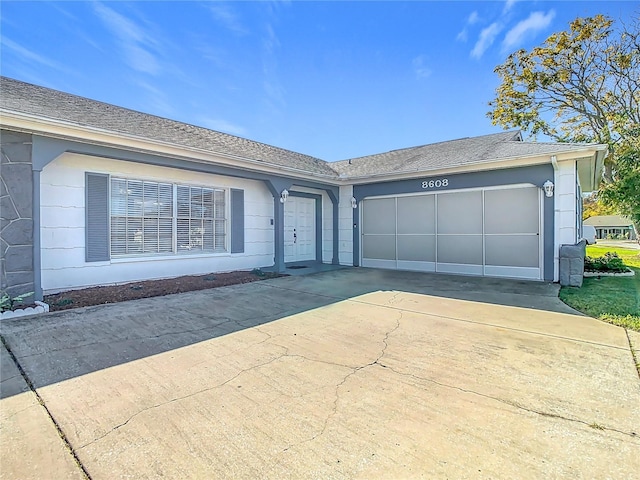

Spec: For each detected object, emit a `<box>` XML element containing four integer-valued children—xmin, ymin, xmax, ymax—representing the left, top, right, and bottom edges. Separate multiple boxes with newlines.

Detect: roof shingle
<box><xmin>331</xmin><ymin>131</ymin><xmax>601</xmax><ymax>177</ymax></box>
<box><xmin>0</xmin><ymin>76</ymin><xmax>338</xmax><ymax>177</ymax></box>
<box><xmin>1</xmin><ymin>76</ymin><xmax>604</xmax><ymax>181</ymax></box>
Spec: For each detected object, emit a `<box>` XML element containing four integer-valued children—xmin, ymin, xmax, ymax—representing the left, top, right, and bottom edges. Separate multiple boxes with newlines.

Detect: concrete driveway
<box><xmin>1</xmin><ymin>268</ymin><xmax>639</xmax><ymax>479</ymax></box>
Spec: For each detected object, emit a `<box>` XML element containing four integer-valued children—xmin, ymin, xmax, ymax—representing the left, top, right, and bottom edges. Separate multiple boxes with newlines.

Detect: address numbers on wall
<box><xmin>421</xmin><ymin>178</ymin><xmax>449</xmax><ymax>189</ymax></box>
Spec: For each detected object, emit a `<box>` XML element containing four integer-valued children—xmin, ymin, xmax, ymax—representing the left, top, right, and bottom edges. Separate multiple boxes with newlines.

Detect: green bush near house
<box><xmin>584</xmin><ymin>252</ymin><xmax>629</xmax><ymax>273</ymax></box>
<box><xmin>0</xmin><ymin>291</ymin><xmax>34</xmax><ymax>313</ymax></box>
<box><xmin>559</xmin><ymin>245</ymin><xmax>640</xmax><ymax>332</ymax></box>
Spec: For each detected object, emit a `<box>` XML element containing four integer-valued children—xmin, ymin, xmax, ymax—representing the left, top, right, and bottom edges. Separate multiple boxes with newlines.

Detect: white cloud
<box><xmin>502</xmin><ymin>10</ymin><xmax>556</xmax><ymax>51</ymax></box>
<box><xmin>412</xmin><ymin>55</ymin><xmax>432</xmax><ymax>79</ymax></box>
<box><xmin>198</xmin><ymin>117</ymin><xmax>247</xmax><ymax>137</ymax></box>
<box><xmin>503</xmin><ymin>0</ymin><xmax>518</xmax><ymax>14</ymax></box>
<box><xmin>135</xmin><ymin>80</ymin><xmax>174</xmax><ymax>116</ymax></box>
<box><xmin>471</xmin><ymin>22</ymin><xmax>503</xmax><ymax>59</ymax></box>
<box><xmin>1</xmin><ymin>37</ymin><xmax>69</xmax><ymax>72</ymax></box>
<box><xmin>208</xmin><ymin>4</ymin><xmax>248</xmax><ymax>36</ymax></box>
<box><xmin>92</xmin><ymin>2</ymin><xmax>161</xmax><ymax>75</ymax></box>
<box><xmin>261</xmin><ymin>22</ymin><xmax>285</xmax><ymax>109</ymax></box>
<box><xmin>456</xmin><ymin>11</ymin><xmax>480</xmax><ymax>42</ymax></box>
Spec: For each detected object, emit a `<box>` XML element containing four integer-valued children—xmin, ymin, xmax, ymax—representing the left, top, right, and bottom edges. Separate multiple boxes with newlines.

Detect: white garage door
<box><xmin>361</xmin><ymin>186</ymin><xmax>542</xmax><ymax>279</ymax></box>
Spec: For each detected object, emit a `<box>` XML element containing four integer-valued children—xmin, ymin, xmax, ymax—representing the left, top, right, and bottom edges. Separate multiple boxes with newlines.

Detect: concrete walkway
<box><xmin>1</xmin><ymin>268</ymin><xmax>639</xmax><ymax>479</ymax></box>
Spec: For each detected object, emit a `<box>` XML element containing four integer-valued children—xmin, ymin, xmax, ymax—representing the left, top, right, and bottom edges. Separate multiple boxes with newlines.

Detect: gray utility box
<box><xmin>559</xmin><ymin>240</ymin><xmax>587</xmax><ymax>287</ymax></box>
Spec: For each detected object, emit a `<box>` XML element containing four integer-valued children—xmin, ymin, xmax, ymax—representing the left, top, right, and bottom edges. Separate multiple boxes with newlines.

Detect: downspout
<box><xmin>550</xmin><ymin>155</ymin><xmax>560</xmax><ymax>283</ymax></box>
<box><xmin>32</xmin><ymin>169</ymin><xmax>43</xmax><ymax>301</ymax></box>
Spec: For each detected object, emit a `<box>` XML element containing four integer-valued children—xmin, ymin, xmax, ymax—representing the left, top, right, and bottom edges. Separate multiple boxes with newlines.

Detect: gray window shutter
<box><xmin>230</xmin><ymin>189</ymin><xmax>244</xmax><ymax>253</ymax></box>
<box><xmin>86</xmin><ymin>173</ymin><xmax>110</xmax><ymax>262</ymax></box>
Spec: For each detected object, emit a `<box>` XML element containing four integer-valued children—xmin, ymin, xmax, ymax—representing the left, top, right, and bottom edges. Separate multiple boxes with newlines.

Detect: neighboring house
<box><xmin>584</xmin><ymin>215</ymin><xmax>637</xmax><ymax>240</ymax></box>
<box><xmin>0</xmin><ymin>77</ymin><xmax>607</xmax><ymax>301</ymax></box>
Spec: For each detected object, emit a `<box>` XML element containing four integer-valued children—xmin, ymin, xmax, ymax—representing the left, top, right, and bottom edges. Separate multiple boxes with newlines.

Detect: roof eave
<box><xmin>340</xmin><ymin>146</ymin><xmax>607</xmax><ymax>184</ymax></box>
<box><xmin>0</xmin><ymin>109</ymin><xmax>342</xmax><ymax>183</ymax></box>
<box><xmin>575</xmin><ymin>145</ymin><xmax>608</xmax><ymax>192</ymax></box>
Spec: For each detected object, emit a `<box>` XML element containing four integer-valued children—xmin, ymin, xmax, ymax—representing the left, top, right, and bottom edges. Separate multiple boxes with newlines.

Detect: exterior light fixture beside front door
<box><xmin>543</xmin><ymin>180</ymin><xmax>554</xmax><ymax>197</ymax></box>
<box><xmin>351</xmin><ymin>196</ymin><xmax>357</xmax><ymax>209</ymax></box>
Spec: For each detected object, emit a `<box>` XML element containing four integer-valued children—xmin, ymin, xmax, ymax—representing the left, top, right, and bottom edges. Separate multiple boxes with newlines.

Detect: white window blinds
<box><xmin>110</xmin><ymin>178</ymin><xmax>226</xmax><ymax>257</ymax></box>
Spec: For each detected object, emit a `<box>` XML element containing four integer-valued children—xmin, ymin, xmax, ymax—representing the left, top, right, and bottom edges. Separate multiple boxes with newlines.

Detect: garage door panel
<box><xmin>363</xmin><ymin>199</ymin><xmax>395</xmax><ymax>234</ymax></box>
<box><xmin>397</xmin><ymin>196</ymin><xmax>435</xmax><ymax>234</ymax></box>
<box><xmin>361</xmin><ymin>186</ymin><xmax>541</xmax><ymax>280</ymax></box>
<box><xmin>485</xmin><ymin>187</ymin><xmax>539</xmax><ymax>234</ymax></box>
<box><xmin>437</xmin><ymin>235</ymin><xmax>483</xmax><ymax>265</ymax></box>
<box><xmin>485</xmin><ymin>235</ymin><xmax>539</xmax><ymax>267</ymax></box>
<box><xmin>437</xmin><ymin>191</ymin><xmax>482</xmax><ymax>234</ymax></box>
<box><xmin>397</xmin><ymin>235</ymin><xmax>436</xmax><ymax>261</ymax></box>
<box><xmin>363</xmin><ymin>235</ymin><xmax>396</xmax><ymax>260</ymax></box>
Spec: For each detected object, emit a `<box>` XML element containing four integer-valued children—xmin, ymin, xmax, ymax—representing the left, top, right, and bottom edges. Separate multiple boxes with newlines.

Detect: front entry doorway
<box><xmin>284</xmin><ymin>196</ymin><xmax>316</xmax><ymax>263</ymax></box>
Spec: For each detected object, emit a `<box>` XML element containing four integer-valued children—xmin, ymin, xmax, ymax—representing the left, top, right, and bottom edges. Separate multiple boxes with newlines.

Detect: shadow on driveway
<box><xmin>1</xmin><ymin>268</ymin><xmax>577</xmax><ymax>398</ymax></box>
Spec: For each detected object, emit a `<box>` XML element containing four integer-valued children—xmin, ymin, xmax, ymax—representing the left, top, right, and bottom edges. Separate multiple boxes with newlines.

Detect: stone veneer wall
<box><xmin>1</xmin><ymin>130</ymin><xmax>34</xmax><ymax>302</ymax></box>
<box><xmin>559</xmin><ymin>239</ymin><xmax>586</xmax><ymax>287</ymax></box>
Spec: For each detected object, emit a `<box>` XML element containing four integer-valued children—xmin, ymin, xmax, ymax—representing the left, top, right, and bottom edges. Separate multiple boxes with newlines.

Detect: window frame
<box><xmin>108</xmin><ymin>176</ymin><xmax>228</xmax><ymax>258</ymax></box>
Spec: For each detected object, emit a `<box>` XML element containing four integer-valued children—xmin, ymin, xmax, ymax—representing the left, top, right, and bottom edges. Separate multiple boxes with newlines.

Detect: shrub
<box><xmin>584</xmin><ymin>252</ymin><xmax>629</xmax><ymax>273</ymax></box>
<box><xmin>0</xmin><ymin>291</ymin><xmax>34</xmax><ymax>312</ymax></box>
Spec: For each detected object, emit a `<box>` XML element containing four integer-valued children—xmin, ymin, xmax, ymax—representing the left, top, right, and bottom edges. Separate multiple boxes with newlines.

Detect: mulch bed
<box><xmin>44</xmin><ymin>270</ymin><xmax>283</xmax><ymax>312</ymax></box>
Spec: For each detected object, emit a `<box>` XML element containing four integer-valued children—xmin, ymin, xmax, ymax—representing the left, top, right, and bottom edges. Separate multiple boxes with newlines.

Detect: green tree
<box><xmin>487</xmin><ymin>14</ymin><xmax>639</xmax><ymax>184</ymax></box>
<box><xmin>599</xmin><ymin>145</ymin><xmax>640</xmax><ymax>238</ymax></box>
<box><xmin>582</xmin><ymin>192</ymin><xmax>617</xmax><ymax>220</ymax></box>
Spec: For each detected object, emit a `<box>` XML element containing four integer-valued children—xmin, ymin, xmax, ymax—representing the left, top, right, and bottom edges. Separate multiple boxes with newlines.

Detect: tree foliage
<box><xmin>599</xmin><ymin>145</ymin><xmax>640</xmax><ymax>232</ymax></box>
<box><xmin>582</xmin><ymin>192</ymin><xmax>617</xmax><ymax>220</ymax></box>
<box><xmin>488</xmin><ymin>14</ymin><xmax>640</xmax><ymax>183</ymax></box>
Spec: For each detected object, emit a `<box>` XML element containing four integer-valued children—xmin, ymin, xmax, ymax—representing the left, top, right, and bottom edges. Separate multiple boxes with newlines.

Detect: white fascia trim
<box><xmin>0</xmin><ymin>110</ymin><xmax>342</xmax><ymax>184</ymax></box>
<box><xmin>1</xmin><ymin>109</ymin><xmax>608</xmax><ymax>187</ymax></box>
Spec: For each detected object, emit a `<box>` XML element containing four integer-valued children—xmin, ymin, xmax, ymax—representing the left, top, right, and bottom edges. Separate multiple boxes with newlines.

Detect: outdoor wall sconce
<box><xmin>543</xmin><ymin>180</ymin><xmax>554</xmax><ymax>197</ymax></box>
<box><xmin>280</xmin><ymin>189</ymin><xmax>289</xmax><ymax>203</ymax></box>
<box><xmin>351</xmin><ymin>196</ymin><xmax>358</xmax><ymax>209</ymax></box>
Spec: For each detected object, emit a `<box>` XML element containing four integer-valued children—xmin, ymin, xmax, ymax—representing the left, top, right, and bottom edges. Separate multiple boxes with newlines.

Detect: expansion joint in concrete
<box><xmin>625</xmin><ymin>329</ymin><xmax>640</xmax><ymax>381</ymax></box>
<box><xmin>0</xmin><ymin>335</ymin><xmax>92</xmax><ymax>480</ymax></box>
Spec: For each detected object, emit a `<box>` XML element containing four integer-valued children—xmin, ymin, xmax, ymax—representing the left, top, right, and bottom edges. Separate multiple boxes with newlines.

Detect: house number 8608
<box><xmin>422</xmin><ymin>179</ymin><xmax>448</xmax><ymax>189</ymax></box>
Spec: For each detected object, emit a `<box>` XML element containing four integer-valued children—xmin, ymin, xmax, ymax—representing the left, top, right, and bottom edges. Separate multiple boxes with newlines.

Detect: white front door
<box><xmin>284</xmin><ymin>197</ymin><xmax>316</xmax><ymax>262</ymax></box>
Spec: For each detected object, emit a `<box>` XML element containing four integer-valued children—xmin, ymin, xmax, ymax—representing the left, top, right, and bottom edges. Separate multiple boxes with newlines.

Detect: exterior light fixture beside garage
<box><xmin>280</xmin><ymin>189</ymin><xmax>289</xmax><ymax>203</ymax></box>
<box><xmin>543</xmin><ymin>180</ymin><xmax>554</xmax><ymax>197</ymax></box>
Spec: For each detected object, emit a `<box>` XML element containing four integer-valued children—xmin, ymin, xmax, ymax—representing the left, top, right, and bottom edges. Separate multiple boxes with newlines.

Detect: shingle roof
<box><xmin>584</xmin><ymin>215</ymin><xmax>634</xmax><ymax>227</ymax></box>
<box><xmin>331</xmin><ymin>131</ymin><xmax>601</xmax><ymax>178</ymax></box>
<box><xmin>1</xmin><ymin>76</ymin><xmax>603</xmax><ymax>181</ymax></box>
<box><xmin>0</xmin><ymin>76</ymin><xmax>338</xmax><ymax>177</ymax></box>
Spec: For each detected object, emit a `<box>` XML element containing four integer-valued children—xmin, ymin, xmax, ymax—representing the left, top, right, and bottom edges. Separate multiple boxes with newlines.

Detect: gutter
<box><xmin>340</xmin><ymin>146</ymin><xmax>605</xmax><ymax>184</ymax></box>
<box><xmin>593</xmin><ymin>148</ymin><xmax>607</xmax><ymax>190</ymax></box>
<box><xmin>1</xmin><ymin>108</ymin><xmax>609</xmax><ymax>187</ymax></box>
<box><xmin>0</xmin><ymin>110</ymin><xmax>343</xmax><ymax>183</ymax></box>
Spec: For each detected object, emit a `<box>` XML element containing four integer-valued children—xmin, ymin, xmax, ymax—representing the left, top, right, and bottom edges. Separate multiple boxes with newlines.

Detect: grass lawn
<box><xmin>559</xmin><ymin>244</ymin><xmax>640</xmax><ymax>332</ymax></box>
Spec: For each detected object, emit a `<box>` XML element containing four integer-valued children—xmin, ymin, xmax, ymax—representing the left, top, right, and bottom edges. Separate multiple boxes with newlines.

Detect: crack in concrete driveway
<box><xmin>2</xmin><ymin>268</ymin><xmax>639</xmax><ymax>479</ymax></box>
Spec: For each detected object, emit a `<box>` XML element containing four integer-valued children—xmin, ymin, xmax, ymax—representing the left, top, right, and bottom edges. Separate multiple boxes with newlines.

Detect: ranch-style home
<box><xmin>584</xmin><ymin>215</ymin><xmax>637</xmax><ymax>241</ymax></box>
<box><xmin>1</xmin><ymin>77</ymin><xmax>607</xmax><ymax>301</ymax></box>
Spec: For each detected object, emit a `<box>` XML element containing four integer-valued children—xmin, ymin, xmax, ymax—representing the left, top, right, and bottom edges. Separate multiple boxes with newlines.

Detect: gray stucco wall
<box><xmin>1</xmin><ymin>130</ymin><xmax>35</xmax><ymax>303</ymax></box>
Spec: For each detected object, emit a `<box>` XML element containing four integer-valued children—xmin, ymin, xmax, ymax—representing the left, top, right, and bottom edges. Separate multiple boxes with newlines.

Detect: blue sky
<box><xmin>1</xmin><ymin>1</ymin><xmax>635</xmax><ymax>161</ymax></box>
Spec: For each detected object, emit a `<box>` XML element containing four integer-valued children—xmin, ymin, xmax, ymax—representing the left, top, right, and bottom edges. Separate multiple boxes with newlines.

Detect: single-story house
<box><xmin>584</xmin><ymin>215</ymin><xmax>637</xmax><ymax>240</ymax></box>
<box><xmin>1</xmin><ymin>77</ymin><xmax>607</xmax><ymax>301</ymax></box>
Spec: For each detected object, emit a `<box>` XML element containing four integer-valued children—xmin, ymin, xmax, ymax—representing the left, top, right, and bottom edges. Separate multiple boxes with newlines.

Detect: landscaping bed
<box><xmin>44</xmin><ymin>270</ymin><xmax>282</xmax><ymax>312</ymax></box>
<box><xmin>559</xmin><ymin>245</ymin><xmax>640</xmax><ymax>332</ymax></box>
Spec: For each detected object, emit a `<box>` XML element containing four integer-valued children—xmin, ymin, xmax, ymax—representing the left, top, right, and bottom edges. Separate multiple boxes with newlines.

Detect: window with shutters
<box><xmin>109</xmin><ymin>177</ymin><xmax>226</xmax><ymax>257</ymax></box>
